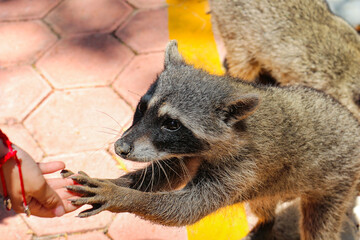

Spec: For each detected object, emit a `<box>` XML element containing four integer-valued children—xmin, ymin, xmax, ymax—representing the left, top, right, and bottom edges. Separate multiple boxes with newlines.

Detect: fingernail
<box><xmin>54</xmin><ymin>205</ymin><xmax>65</xmax><ymax>217</ymax></box>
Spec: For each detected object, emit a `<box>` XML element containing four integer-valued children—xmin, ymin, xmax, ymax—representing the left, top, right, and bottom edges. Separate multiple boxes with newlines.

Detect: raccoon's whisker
<box><xmin>127</xmin><ymin>90</ymin><xmax>141</xmax><ymax>97</ymax></box>
<box><xmin>179</xmin><ymin>158</ymin><xmax>192</xmax><ymax>184</ymax></box>
<box><xmin>96</xmin><ymin>110</ymin><xmax>122</xmax><ymax>128</ymax></box>
<box><xmin>145</xmin><ymin>161</ymin><xmax>154</xmax><ymax>192</ymax></box>
<box><xmin>101</xmin><ymin>126</ymin><xmax>121</xmax><ymax>134</ymax></box>
<box><xmin>96</xmin><ymin>130</ymin><xmax>118</xmax><ymax>136</ymax></box>
<box><xmin>150</xmin><ymin>161</ymin><xmax>155</xmax><ymax>192</ymax></box>
<box><xmin>156</xmin><ymin>160</ymin><xmax>172</xmax><ymax>189</ymax></box>
<box><xmin>137</xmin><ymin>166</ymin><xmax>148</xmax><ymax>191</ymax></box>
<box><xmin>90</xmin><ymin>138</ymin><xmax>116</xmax><ymax>156</ymax></box>
<box><xmin>162</xmin><ymin>160</ymin><xmax>182</xmax><ymax>179</ymax></box>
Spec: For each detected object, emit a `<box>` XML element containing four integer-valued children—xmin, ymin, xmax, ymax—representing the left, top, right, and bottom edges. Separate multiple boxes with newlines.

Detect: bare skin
<box><xmin>0</xmin><ymin>141</ymin><xmax>78</xmax><ymax>217</ymax></box>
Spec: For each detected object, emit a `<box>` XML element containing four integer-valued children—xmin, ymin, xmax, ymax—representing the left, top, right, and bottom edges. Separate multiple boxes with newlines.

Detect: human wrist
<box><xmin>0</xmin><ymin>139</ymin><xmax>9</xmax><ymax>159</ymax></box>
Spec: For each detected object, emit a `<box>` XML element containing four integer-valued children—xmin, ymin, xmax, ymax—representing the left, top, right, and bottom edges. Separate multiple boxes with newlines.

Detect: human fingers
<box><xmin>31</xmin><ymin>183</ymin><xmax>65</xmax><ymax>217</ymax></box>
<box><xmin>38</xmin><ymin>161</ymin><xmax>65</xmax><ymax>174</ymax></box>
<box><xmin>56</xmin><ymin>187</ymin><xmax>81</xmax><ymax>213</ymax></box>
<box><xmin>46</xmin><ymin>178</ymin><xmax>76</xmax><ymax>190</ymax></box>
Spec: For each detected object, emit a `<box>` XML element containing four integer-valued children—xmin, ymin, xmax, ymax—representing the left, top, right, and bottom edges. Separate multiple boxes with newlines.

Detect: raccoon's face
<box><xmin>114</xmin><ymin>40</ymin><xmax>259</xmax><ymax>163</ymax></box>
<box><xmin>114</xmin><ymin>79</ymin><xmax>210</xmax><ymax>162</ymax></box>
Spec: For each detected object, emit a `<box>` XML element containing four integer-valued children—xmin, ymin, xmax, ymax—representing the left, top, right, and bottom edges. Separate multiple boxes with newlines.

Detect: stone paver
<box><xmin>0</xmin><ymin>0</ymin><xmax>61</xmax><ymax>21</ymax></box>
<box><xmin>25</xmin><ymin>200</ymin><xmax>114</xmax><ymax>236</ymax></box>
<box><xmin>108</xmin><ymin>213</ymin><xmax>187</xmax><ymax>240</ymax></box>
<box><xmin>0</xmin><ymin>0</ymin><xmax>182</xmax><ymax>239</ymax></box>
<box><xmin>0</xmin><ymin>21</ymin><xmax>57</xmax><ymax>67</ymax></box>
<box><xmin>45</xmin><ymin>0</ymin><xmax>133</xmax><ymax>36</ymax></box>
<box><xmin>116</xmin><ymin>8</ymin><xmax>169</xmax><ymax>53</ymax></box>
<box><xmin>37</xmin><ymin>34</ymin><xmax>134</xmax><ymax>89</ymax></box>
<box><xmin>24</xmin><ymin>87</ymin><xmax>132</xmax><ymax>155</ymax></box>
<box><xmin>113</xmin><ymin>52</ymin><xmax>165</xmax><ymax>108</ymax></box>
<box><xmin>0</xmin><ymin>66</ymin><xmax>52</xmax><ymax>124</ymax></box>
<box><xmin>43</xmin><ymin>150</ymin><xmax>123</xmax><ymax>179</ymax></box>
<box><xmin>24</xmin><ymin>151</ymin><xmax>121</xmax><ymax>236</ymax></box>
<box><xmin>0</xmin><ymin>124</ymin><xmax>44</xmax><ymax>162</ymax></box>
<box><xmin>62</xmin><ymin>231</ymin><xmax>110</xmax><ymax>240</ymax></box>
<box><xmin>0</xmin><ymin>203</ymin><xmax>31</xmax><ymax>240</ymax></box>
<box><xmin>127</xmin><ymin>0</ymin><xmax>167</xmax><ymax>9</ymax></box>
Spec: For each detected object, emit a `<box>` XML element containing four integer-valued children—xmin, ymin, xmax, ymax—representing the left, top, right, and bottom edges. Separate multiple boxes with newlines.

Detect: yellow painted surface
<box><xmin>186</xmin><ymin>203</ymin><xmax>249</xmax><ymax>240</ymax></box>
<box><xmin>167</xmin><ymin>0</ymin><xmax>250</xmax><ymax>239</ymax></box>
<box><xmin>112</xmin><ymin>154</ymin><xmax>129</xmax><ymax>172</ymax></box>
<box><xmin>167</xmin><ymin>0</ymin><xmax>223</xmax><ymax>75</ymax></box>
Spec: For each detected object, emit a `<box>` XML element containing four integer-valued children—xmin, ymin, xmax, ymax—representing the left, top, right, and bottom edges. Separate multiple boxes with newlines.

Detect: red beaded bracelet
<box><xmin>0</xmin><ymin>130</ymin><xmax>30</xmax><ymax>216</ymax></box>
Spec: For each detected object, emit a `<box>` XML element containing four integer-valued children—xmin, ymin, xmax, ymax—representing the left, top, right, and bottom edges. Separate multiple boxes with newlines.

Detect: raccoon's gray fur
<box><xmin>209</xmin><ymin>0</ymin><xmax>360</xmax><ymax>120</ymax></box>
<box><xmin>66</xmin><ymin>41</ymin><xmax>360</xmax><ymax>240</ymax></box>
<box><xmin>209</xmin><ymin>0</ymin><xmax>360</xmax><ymax>238</ymax></box>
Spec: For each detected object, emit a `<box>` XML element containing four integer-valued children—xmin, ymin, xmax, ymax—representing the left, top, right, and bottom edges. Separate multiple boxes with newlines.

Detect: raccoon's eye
<box><xmin>138</xmin><ymin>102</ymin><xmax>147</xmax><ymax>114</ymax></box>
<box><xmin>162</xmin><ymin>118</ymin><xmax>181</xmax><ymax>131</ymax></box>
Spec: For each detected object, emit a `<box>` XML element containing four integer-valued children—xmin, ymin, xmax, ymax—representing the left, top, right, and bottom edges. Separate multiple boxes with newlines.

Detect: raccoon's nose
<box><xmin>114</xmin><ymin>139</ymin><xmax>133</xmax><ymax>158</ymax></box>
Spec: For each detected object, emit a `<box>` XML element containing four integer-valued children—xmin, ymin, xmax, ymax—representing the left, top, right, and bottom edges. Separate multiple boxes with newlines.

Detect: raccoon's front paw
<box><xmin>66</xmin><ymin>174</ymin><xmax>127</xmax><ymax>218</ymax></box>
<box><xmin>107</xmin><ymin>176</ymin><xmax>132</xmax><ymax>188</ymax></box>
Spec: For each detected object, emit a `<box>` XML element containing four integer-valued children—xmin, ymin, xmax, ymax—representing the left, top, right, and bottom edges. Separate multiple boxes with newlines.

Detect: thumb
<box><xmin>33</xmin><ymin>183</ymin><xmax>65</xmax><ymax>217</ymax></box>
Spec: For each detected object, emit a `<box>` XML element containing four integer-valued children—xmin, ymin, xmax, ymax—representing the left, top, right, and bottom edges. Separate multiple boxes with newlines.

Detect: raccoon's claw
<box><xmin>60</xmin><ymin>169</ymin><xmax>75</xmax><ymax>178</ymax></box>
<box><xmin>61</xmin><ymin>169</ymin><xmax>89</xmax><ymax>178</ymax></box>
<box><xmin>66</xmin><ymin>185</ymin><xmax>96</xmax><ymax>197</ymax></box>
<box><xmin>77</xmin><ymin>204</ymin><xmax>106</xmax><ymax>218</ymax></box>
<box><xmin>78</xmin><ymin>170</ymin><xmax>89</xmax><ymax>177</ymax></box>
<box><xmin>70</xmin><ymin>174</ymin><xmax>100</xmax><ymax>187</ymax></box>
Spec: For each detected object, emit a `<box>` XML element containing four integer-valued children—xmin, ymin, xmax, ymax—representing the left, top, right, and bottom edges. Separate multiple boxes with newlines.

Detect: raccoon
<box><xmin>208</xmin><ymin>0</ymin><xmax>360</xmax><ymax>120</ymax></box>
<box><xmin>65</xmin><ymin>41</ymin><xmax>360</xmax><ymax>240</ymax></box>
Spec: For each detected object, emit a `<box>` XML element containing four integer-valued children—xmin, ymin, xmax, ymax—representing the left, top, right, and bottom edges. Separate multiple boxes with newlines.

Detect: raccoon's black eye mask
<box><xmin>133</xmin><ymin>101</ymin><xmax>147</xmax><ymax>125</ymax></box>
<box><xmin>132</xmin><ymin>80</ymin><xmax>158</xmax><ymax>124</ymax></box>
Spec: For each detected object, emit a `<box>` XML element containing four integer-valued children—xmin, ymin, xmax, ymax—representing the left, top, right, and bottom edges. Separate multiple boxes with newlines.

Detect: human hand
<box><xmin>1</xmin><ymin>145</ymin><xmax>79</xmax><ymax>217</ymax></box>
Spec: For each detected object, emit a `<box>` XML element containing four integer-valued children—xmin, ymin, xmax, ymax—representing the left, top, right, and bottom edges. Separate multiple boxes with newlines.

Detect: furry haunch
<box><xmin>65</xmin><ymin>41</ymin><xmax>360</xmax><ymax>240</ymax></box>
<box><xmin>209</xmin><ymin>0</ymin><xmax>360</xmax><ymax>121</ymax></box>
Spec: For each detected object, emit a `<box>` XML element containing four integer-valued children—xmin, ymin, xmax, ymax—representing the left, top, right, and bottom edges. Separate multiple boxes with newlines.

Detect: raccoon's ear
<box><xmin>165</xmin><ymin>40</ymin><xmax>184</xmax><ymax>66</ymax></box>
<box><xmin>223</xmin><ymin>94</ymin><xmax>260</xmax><ymax>124</ymax></box>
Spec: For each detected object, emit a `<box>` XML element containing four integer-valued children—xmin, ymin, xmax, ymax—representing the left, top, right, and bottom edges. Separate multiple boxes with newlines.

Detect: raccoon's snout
<box><xmin>114</xmin><ymin>139</ymin><xmax>133</xmax><ymax>158</ymax></box>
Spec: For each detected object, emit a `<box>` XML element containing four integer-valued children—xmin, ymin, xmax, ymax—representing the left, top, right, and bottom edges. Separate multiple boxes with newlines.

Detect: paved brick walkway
<box><xmin>0</xmin><ymin>0</ymin><xmax>187</xmax><ymax>239</ymax></box>
<box><xmin>2</xmin><ymin>0</ymin><xmax>357</xmax><ymax>239</ymax></box>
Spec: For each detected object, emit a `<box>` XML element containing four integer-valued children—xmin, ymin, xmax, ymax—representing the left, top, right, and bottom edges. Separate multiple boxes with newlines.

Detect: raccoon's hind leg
<box><xmin>244</xmin><ymin>199</ymin><xmax>278</xmax><ymax>240</ymax></box>
<box><xmin>225</xmin><ymin>53</ymin><xmax>261</xmax><ymax>81</ymax></box>
<box><xmin>300</xmin><ymin>185</ymin><xmax>357</xmax><ymax>240</ymax></box>
<box><xmin>221</xmin><ymin>40</ymin><xmax>261</xmax><ymax>81</ymax></box>
<box><xmin>255</xmin><ymin>70</ymin><xmax>279</xmax><ymax>86</ymax></box>
<box><xmin>223</xmin><ymin>55</ymin><xmax>278</xmax><ymax>86</ymax></box>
